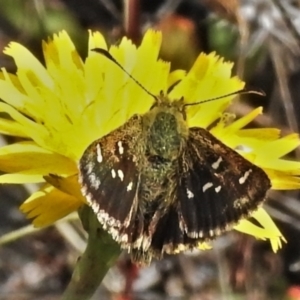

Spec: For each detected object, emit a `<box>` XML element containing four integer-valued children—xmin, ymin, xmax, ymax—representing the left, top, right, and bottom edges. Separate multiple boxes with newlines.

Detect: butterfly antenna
<box><xmin>92</xmin><ymin>48</ymin><xmax>158</xmax><ymax>100</ymax></box>
<box><xmin>184</xmin><ymin>89</ymin><xmax>266</xmax><ymax>107</ymax></box>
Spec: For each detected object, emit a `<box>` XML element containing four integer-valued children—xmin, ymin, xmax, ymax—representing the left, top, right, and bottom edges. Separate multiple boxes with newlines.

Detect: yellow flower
<box><xmin>0</xmin><ymin>30</ymin><xmax>299</xmax><ymax>253</ymax></box>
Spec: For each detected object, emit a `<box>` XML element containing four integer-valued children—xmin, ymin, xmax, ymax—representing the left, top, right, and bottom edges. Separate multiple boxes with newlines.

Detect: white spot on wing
<box><xmin>127</xmin><ymin>181</ymin><xmax>133</xmax><ymax>191</ymax></box>
<box><xmin>88</xmin><ymin>172</ymin><xmax>96</xmax><ymax>182</ymax></box>
<box><xmin>186</xmin><ymin>189</ymin><xmax>194</xmax><ymax>199</ymax></box>
<box><xmin>118</xmin><ymin>169</ymin><xmax>124</xmax><ymax>181</ymax></box>
<box><xmin>90</xmin><ymin>199</ymin><xmax>100</xmax><ymax>213</ymax></box>
<box><xmin>89</xmin><ymin>173</ymin><xmax>101</xmax><ymax>189</ymax></box>
<box><xmin>81</xmin><ymin>185</ymin><xmax>88</xmax><ymax>196</ymax></box>
<box><xmin>215</xmin><ymin>185</ymin><xmax>221</xmax><ymax>193</ymax></box>
<box><xmin>239</xmin><ymin>169</ymin><xmax>252</xmax><ymax>184</ymax></box>
<box><xmin>212</xmin><ymin>157</ymin><xmax>222</xmax><ymax>170</ymax></box>
<box><xmin>96</xmin><ymin>144</ymin><xmax>103</xmax><ymax>163</ymax></box>
<box><xmin>121</xmin><ymin>234</ymin><xmax>128</xmax><ymax>243</ymax></box>
<box><xmin>203</xmin><ymin>182</ymin><xmax>213</xmax><ymax>192</ymax></box>
<box><xmin>86</xmin><ymin>163</ymin><xmax>93</xmax><ymax>174</ymax></box>
<box><xmin>92</xmin><ymin>179</ymin><xmax>101</xmax><ymax>189</ymax></box>
<box><xmin>109</xmin><ymin>227</ymin><xmax>119</xmax><ymax>239</ymax></box>
<box><xmin>111</xmin><ymin>169</ymin><xmax>116</xmax><ymax>178</ymax></box>
<box><xmin>117</xmin><ymin>141</ymin><xmax>124</xmax><ymax>155</ymax></box>
<box><xmin>235</xmin><ymin>145</ymin><xmax>252</xmax><ymax>153</ymax></box>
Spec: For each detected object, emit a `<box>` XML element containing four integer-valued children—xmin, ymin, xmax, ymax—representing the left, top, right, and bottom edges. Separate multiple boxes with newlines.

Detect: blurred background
<box><xmin>1</xmin><ymin>0</ymin><xmax>300</xmax><ymax>299</ymax></box>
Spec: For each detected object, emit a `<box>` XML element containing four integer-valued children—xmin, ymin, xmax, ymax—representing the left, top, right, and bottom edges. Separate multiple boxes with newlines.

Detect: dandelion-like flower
<box><xmin>0</xmin><ymin>30</ymin><xmax>299</xmax><ymax>257</ymax></box>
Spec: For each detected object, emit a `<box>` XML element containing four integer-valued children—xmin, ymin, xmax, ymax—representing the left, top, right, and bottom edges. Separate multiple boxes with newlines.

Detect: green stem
<box><xmin>62</xmin><ymin>206</ymin><xmax>121</xmax><ymax>300</ymax></box>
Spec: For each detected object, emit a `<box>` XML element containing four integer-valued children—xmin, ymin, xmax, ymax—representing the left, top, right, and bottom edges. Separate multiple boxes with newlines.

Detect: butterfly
<box><xmin>78</xmin><ymin>49</ymin><xmax>271</xmax><ymax>264</ymax></box>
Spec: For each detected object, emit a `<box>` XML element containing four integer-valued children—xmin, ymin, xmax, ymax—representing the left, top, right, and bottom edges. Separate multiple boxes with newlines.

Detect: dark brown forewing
<box><xmin>78</xmin><ymin>116</ymin><xmax>142</xmax><ymax>244</ymax></box>
<box><xmin>176</xmin><ymin>127</ymin><xmax>271</xmax><ymax>240</ymax></box>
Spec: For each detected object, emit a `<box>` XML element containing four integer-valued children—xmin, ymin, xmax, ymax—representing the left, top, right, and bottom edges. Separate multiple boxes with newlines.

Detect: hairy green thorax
<box><xmin>142</xmin><ymin>96</ymin><xmax>189</xmax><ymax>160</ymax></box>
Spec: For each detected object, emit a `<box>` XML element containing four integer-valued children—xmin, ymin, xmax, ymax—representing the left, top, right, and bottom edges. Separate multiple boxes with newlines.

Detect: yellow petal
<box><xmin>198</xmin><ymin>242</ymin><xmax>212</xmax><ymax>250</ymax></box>
<box><xmin>4</xmin><ymin>42</ymin><xmax>53</xmax><ymax>89</ymax></box>
<box><xmin>43</xmin><ymin>30</ymin><xmax>83</xmax><ymax>72</ymax></box>
<box><xmin>0</xmin><ymin>70</ymin><xmax>24</xmax><ymax>93</ymax></box>
<box><xmin>0</xmin><ymin>69</ymin><xmax>29</xmax><ymax>113</ymax></box>
<box><xmin>237</xmin><ymin>128</ymin><xmax>281</xmax><ymax>141</ymax></box>
<box><xmin>268</xmin><ymin>170</ymin><xmax>300</xmax><ymax>189</ymax></box>
<box><xmin>235</xmin><ymin>207</ymin><xmax>285</xmax><ymax>252</ymax></box>
<box><xmin>134</xmin><ymin>30</ymin><xmax>167</xmax><ymax>94</ymax></box>
<box><xmin>20</xmin><ymin>185</ymin><xmax>82</xmax><ymax>227</ymax></box>
<box><xmin>252</xmin><ymin>207</ymin><xmax>286</xmax><ymax>252</ymax></box>
<box><xmin>83</xmin><ymin>31</ymin><xmax>107</xmax><ymax>106</ymax></box>
<box><xmin>0</xmin><ymin>102</ymin><xmax>48</xmax><ymax>146</ymax></box>
<box><xmin>44</xmin><ymin>174</ymin><xmax>86</xmax><ymax>203</ymax></box>
<box><xmin>169</xmin><ymin>52</ymin><xmax>244</xmax><ymax>128</ymax></box>
<box><xmin>211</xmin><ymin>108</ymin><xmax>263</xmax><ymax>146</ymax></box>
<box><xmin>0</xmin><ymin>142</ymin><xmax>76</xmax><ymax>174</ymax></box>
<box><xmin>222</xmin><ymin>107</ymin><xmax>263</xmax><ymax>133</ymax></box>
<box><xmin>0</xmin><ymin>173</ymin><xmax>45</xmax><ymax>183</ymax></box>
<box><xmin>0</xmin><ymin>118</ymin><xmax>28</xmax><ymax>137</ymax></box>
<box><xmin>235</xmin><ymin>220</ymin><xmax>266</xmax><ymax>239</ymax></box>
<box><xmin>257</xmin><ymin>134</ymin><xmax>300</xmax><ymax>161</ymax></box>
<box><xmin>168</xmin><ymin>70</ymin><xmax>186</xmax><ymax>88</ymax></box>
<box><xmin>88</xmin><ymin>30</ymin><xmax>107</xmax><ymax>51</ymax></box>
<box><xmin>262</xmin><ymin>159</ymin><xmax>300</xmax><ymax>173</ymax></box>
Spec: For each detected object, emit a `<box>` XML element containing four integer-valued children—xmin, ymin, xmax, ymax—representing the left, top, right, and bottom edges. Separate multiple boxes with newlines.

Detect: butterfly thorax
<box><xmin>142</xmin><ymin>97</ymin><xmax>189</xmax><ymax>161</ymax></box>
